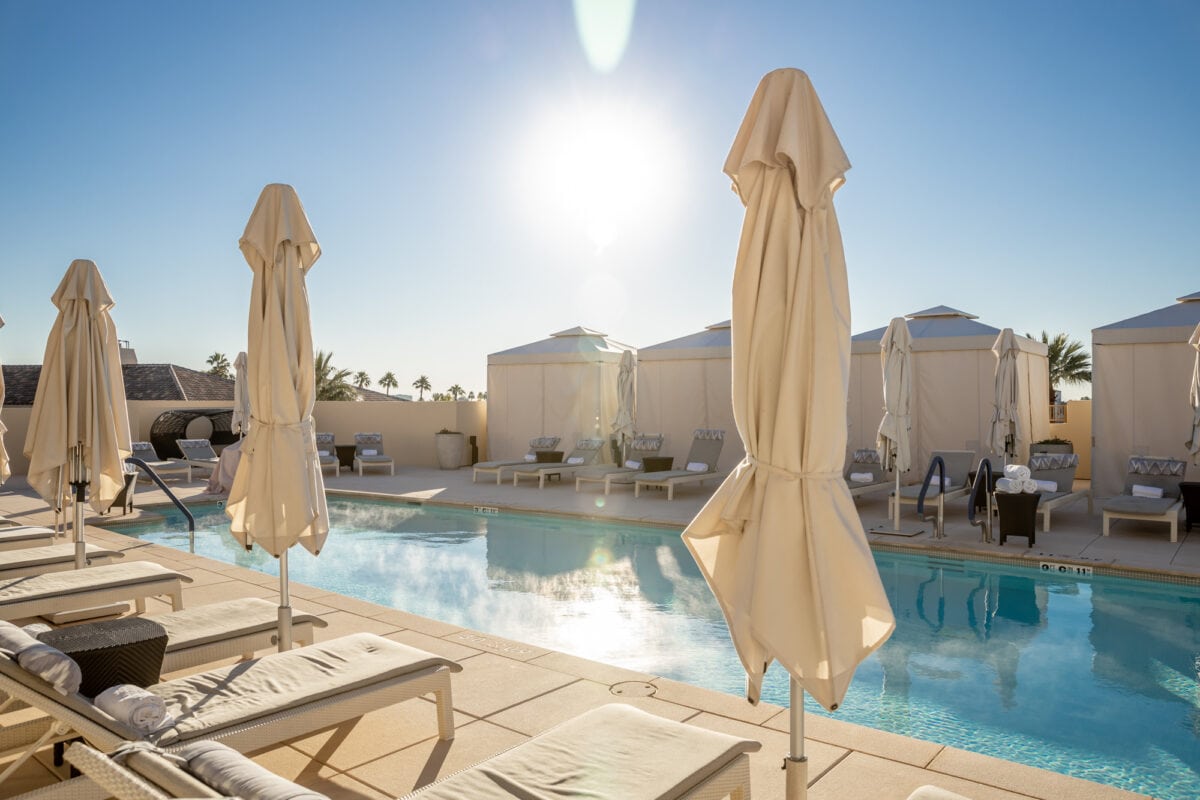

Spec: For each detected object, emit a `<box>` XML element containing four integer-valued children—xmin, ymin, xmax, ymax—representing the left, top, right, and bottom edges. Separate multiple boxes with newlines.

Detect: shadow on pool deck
<box><xmin>0</xmin><ymin>470</ymin><xmax>1158</xmax><ymax>800</ymax></box>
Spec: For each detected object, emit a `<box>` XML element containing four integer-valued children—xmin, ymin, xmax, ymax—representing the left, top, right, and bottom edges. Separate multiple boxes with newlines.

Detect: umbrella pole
<box><xmin>892</xmin><ymin>468</ymin><xmax>902</xmax><ymax>531</ymax></box>
<box><xmin>277</xmin><ymin>550</ymin><xmax>294</xmax><ymax>652</ymax></box>
<box><xmin>786</xmin><ymin>678</ymin><xmax>808</xmax><ymax>800</ymax></box>
<box><xmin>70</xmin><ymin>446</ymin><xmax>87</xmax><ymax>569</ymax></box>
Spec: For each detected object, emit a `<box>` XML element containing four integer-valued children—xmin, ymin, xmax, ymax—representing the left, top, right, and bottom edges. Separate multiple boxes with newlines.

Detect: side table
<box><xmin>994</xmin><ymin>492</ymin><xmax>1041</xmax><ymax>547</ymax></box>
<box><xmin>38</xmin><ymin>617</ymin><xmax>168</xmax><ymax>698</ymax></box>
<box><xmin>335</xmin><ymin>445</ymin><xmax>357</xmax><ymax>471</ymax></box>
<box><xmin>642</xmin><ymin>456</ymin><xmax>674</xmax><ymax>473</ymax></box>
<box><xmin>1181</xmin><ymin>482</ymin><xmax>1200</xmax><ymax>533</ymax></box>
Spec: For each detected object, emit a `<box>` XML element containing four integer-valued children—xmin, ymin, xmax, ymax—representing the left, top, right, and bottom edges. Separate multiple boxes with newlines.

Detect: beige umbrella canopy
<box><xmin>24</xmin><ymin>261</ymin><xmax>132</xmax><ymax>567</ymax></box>
<box><xmin>876</xmin><ymin>317</ymin><xmax>913</xmax><ymax>532</ymax></box>
<box><xmin>0</xmin><ymin>313</ymin><xmax>9</xmax><ymax>486</ymax></box>
<box><xmin>1187</xmin><ymin>323</ymin><xmax>1200</xmax><ymax>464</ymax></box>
<box><xmin>988</xmin><ymin>328</ymin><xmax>1023</xmax><ymax>462</ymax></box>
<box><xmin>231</xmin><ymin>351</ymin><xmax>250</xmax><ymax>437</ymax></box>
<box><xmin>612</xmin><ymin>349</ymin><xmax>635</xmax><ymax>459</ymax></box>
<box><xmin>226</xmin><ymin>184</ymin><xmax>328</xmax><ymax>650</ymax></box>
<box><xmin>682</xmin><ymin>69</ymin><xmax>895</xmax><ymax>799</ymax></box>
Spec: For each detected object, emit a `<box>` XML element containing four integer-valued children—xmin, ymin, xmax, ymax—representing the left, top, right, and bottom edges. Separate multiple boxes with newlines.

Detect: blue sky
<box><xmin>1</xmin><ymin>0</ymin><xmax>1197</xmax><ymax>399</ymax></box>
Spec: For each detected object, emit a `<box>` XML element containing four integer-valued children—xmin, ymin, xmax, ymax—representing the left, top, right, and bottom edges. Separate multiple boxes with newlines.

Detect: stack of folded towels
<box><xmin>996</xmin><ymin>464</ymin><xmax>1040</xmax><ymax>494</ymax></box>
<box><xmin>0</xmin><ymin>620</ymin><xmax>172</xmax><ymax>733</ymax></box>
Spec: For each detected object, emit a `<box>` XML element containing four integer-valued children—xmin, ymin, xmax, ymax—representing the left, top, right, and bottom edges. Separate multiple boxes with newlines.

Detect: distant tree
<box><xmin>378</xmin><ymin>372</ymin><xmax>399</xmax><ymax>395</ymax></box>
<box><xmin>353</xmin><ymin>371</ymin><xmax>371</xmax><ymax>389</ymax></box>
<box><xmin>206</xmin><ymin>352</ymin><xmax>231</xmax><ymax>378</ymax></box>
<box><xmin>431</xmin><ymin>392</ymin><xmax>445</xmax><ymax>401</ymax></box>
<box><xmin>478</xmin><ymin>391</ymin><xmax>487</xmax><ymax>400</ymax></box>
<box><xmin>1027</xmin><ymin>331</ymin><xmax>1092</xmax><ymax>404</ymax></box>
<box><xmin>412</xmin><ymin>374</ymin><xmax>432</xmax><ymax>401</ymax></box>
<box><xmin>447</xmin><ymin>384</ymin><xmax>465</xmax><ymax>400</ymax></box>
<box><xmin>314</xmin><ymin>350</ymin><xmax>357</xmax><ymax>401</ymax></box>
<box><xmin>467</xmin><ymin>391</ymin><xmax>475</xmax><ymax>400</ymax></box>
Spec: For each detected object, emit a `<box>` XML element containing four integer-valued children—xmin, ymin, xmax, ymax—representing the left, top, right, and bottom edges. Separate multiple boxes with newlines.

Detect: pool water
<box><xmin>115</xmin><ymin>498</ymin><xmax>1200</xmax><ymax>799</ymax></box>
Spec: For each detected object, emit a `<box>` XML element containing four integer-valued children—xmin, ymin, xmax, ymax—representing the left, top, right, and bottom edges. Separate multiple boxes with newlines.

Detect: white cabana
<box><xmin>1091</xmin><ymin>291</ymin><xmax>1200</xmax><ymax>498</ymax></box>
<box><xmin>636</xmin><ymin>320</ymin><xmax>743</xmax><ymax>472</ymax></box>
<box><xmin>486</xmin><ymin>326</ymin><xmax>631</xmax><ymax>464</ymax></box>
<box><xmin>848</xmin><ymin>306</ymin><xmax>1051</xmax><ymax>473</ymax></box>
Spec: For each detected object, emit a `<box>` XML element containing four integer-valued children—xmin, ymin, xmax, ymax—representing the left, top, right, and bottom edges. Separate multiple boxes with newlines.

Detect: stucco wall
<box><xmin>1048</xmin><ymin>399</ymin><xmax>1092</xmax><ymax>480</ymax></box>
<box><xmin>0</xmin><ymin>399</ymin><xmax>487</xmax><ymax>477</ymax></box>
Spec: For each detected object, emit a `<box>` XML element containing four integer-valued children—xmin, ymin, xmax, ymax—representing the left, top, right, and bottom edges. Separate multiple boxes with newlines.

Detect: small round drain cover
<box><xmin>610</xmin><ymin>681</ymin><xmax>656</xmax><ymax>697</ymax></box>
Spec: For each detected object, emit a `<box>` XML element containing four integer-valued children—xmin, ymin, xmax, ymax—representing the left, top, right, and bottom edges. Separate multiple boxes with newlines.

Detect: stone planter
<box><xmin>1030</xmin><ymin>442</ymin><xmax>1073</xmax><ymax>455</ymax></box>
<box><xmin>435</xmin><ymin>432</ymin><xmax>465</xmax><ymax>469</ymax></box>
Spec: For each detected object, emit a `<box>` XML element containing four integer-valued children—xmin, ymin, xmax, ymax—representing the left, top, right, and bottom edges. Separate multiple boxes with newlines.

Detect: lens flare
<box><xmin>573</xmin><ymin>0</ymin><xmax>636</xmax><ymax>73</ymax></box>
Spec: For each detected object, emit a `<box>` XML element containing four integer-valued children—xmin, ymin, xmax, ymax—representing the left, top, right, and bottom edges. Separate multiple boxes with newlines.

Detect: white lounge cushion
<box><xmin>0</xmin><ymin>620</ymin><xmax>82</xmax><ymax>695</ymax></box>
<box><xmin>686</xmin><ymin>461</ymin><xmax>708</xmax><ymax>472</ymax></box>
<box><xmin>179</xmin><ymin>740</ymin><xmax>328</xmax><ymax>800</ymax></box>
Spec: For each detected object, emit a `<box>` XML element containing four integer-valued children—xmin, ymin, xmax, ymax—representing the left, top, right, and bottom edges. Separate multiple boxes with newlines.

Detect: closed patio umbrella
<box><xmin>988</xmin><ymin>328</ymin><xmax>1023</xmax><ymax>464</ymax></box>
<box><xmin>681</xmin><ymin>69</ymin><xmax>895</xmax><ymax>800</ymax></box>
<box><xmin>231</xmin><ymin>351</ymin><xmax>250</xmax><ymax>438</ymax></box>
<box><xmin>0</xmin><ymin>313</ymin><xmax>9</xmax><ymax>486</ymax></box>
<box><xmin>1187</xmin><ymin>323</ymin><xmax>1200</xmax><ymax>464</ymax></box>
<box><xmin>612</xmin><ymin>349</ymin><xmax>635</xmax><ymax>461</ymax></box>
<box><xmin>876</xmin><ymin>317</ymin><xmax>912</xmax><ymax>532</ymax></box>
<box><xmin>24</xmin><ymin>260</ymin><xmax>132</xmax><ymax>567</ymax></box>
<box><xmin>226</xmin><ymin>184</ymin><xmax>328</xmax><ymax>651</ymax></box>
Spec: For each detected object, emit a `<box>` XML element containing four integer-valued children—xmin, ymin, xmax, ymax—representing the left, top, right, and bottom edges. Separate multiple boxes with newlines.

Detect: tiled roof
<box><xmin>1</xmin><ymin>364</ymin><xmax>234</xmax><ymax>406</ymax></box>
<box><xmin>356</xmin><ymin>387</ymin><xmax>408</xmax><ymax>402</ymax></box>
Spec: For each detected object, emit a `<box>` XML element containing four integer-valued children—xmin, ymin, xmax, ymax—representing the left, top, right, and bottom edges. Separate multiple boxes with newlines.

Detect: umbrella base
<box><xmin>867</xmin><ymin>522</ymin><xmax>925</xmax><ymax>537</ymax></box>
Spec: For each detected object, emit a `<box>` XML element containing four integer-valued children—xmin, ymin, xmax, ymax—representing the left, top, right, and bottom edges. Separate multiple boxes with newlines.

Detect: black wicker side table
<box><xmin>1181</xmin><ymin>482</ymin><xmax>1200</xmax><ymax>533</ymax></box>
<box><xmin>995</xmin><ymin>492</ymin><xmax>1041</xmax><ymax>547</ymax></box>
<box><xmin>38</xmin><ymin>617</ymin><xmax>167</xmax><ymax>698</ymax></box>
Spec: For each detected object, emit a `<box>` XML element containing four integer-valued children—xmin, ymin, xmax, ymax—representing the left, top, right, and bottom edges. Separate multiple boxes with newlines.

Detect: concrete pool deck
<box><xmin>0</xmin><ymin>467</ymin><xmax>1175</xmax><ymax>800</ymax></box>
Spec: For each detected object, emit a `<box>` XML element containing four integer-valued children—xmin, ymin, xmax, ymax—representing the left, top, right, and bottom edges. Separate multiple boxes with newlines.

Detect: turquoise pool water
<box><xmin>115</xmin><ymin>498</ymin><xmax>1200</xmax><ymax>799</ymax></box>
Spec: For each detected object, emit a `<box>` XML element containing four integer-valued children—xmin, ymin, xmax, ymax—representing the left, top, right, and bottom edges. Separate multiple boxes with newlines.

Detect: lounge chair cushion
<box><xmin>356</xmin><ymin>455</ymin><xmax>392</xmax><ymax>463</ymax></box>
<box><xmin>151</xmin><ymin>598</ymin><xmax>326</xmax><ymax>654</ymax></box>
<box><xmin>1101</xmin><ymin>495</ymin><xmax>1178</xmax><ymax>516</ymax></box>
<box><xmin>179</xmin><ymin>740</ymin><xmax>328</xmax><ymax>800</ymax></box>
<box><xmin>0</xmin><ymin>561</ymin><xmax>187</xmax><ymax>611</ymax></box>
<box><xmin>408</xmin><ymin>704</ymin><xmax>759</xmax><ymax>799</ymax></box>
<box><xmin>0</xmin><ymin>544</ymin><xmax>120</xmax><ymax>573</ymax></box>
<box><xmin>0</xmin><ymin>620</ymin><xmax>83</xmax><ymax>695</ymax></box>
<box><xmin>148</xmin><ymin>633</ymin><xmax>459</xmax><ymax>745</ymax></box>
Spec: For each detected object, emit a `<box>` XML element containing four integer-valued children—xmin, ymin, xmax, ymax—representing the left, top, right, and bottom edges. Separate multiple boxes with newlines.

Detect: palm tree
<box><xmin>447</xmin><ymin>384</ymin><xmax>465</xmax><ymax>400</ymax></box>
<box><xmin>412</xmin><ymin>374</ymin><xmax>432</xmax><ymax>401</ymax></box>
<box><xmin>314</xmin><ymin>350</ymin><xmax>357</xmax><ymax>401</ymax></box>
<box><xmin>378</xmin><ymin>372</ymin><xmax>399</xmax><ymax>396</ymax></box>
<box><xmin>1029</xmin><ymin>331</ymin><xmax>1092</xmax><ymax>403</ymax></box>
<box><xmin>353</xmin><ymin>371</ymin><xmax>371</xmax><ymax>390</ymax></box>
<box><xmin>206</xmin><ymin>352</ymin><xmax>231</xmax><ymax>378</ymax></box>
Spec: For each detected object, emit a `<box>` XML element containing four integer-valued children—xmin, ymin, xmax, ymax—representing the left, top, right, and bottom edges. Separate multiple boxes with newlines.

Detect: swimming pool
<box><xmin>114</xmin><ymin>498</ymin><xmax>1200</xmax><ymax>799</ymax></box>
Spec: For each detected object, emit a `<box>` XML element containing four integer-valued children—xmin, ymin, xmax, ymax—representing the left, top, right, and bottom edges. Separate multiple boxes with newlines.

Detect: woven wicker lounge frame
<box><xmin>574</xmin><ymin>435</ymin><xmax>665</xmax><ymax>494</ymax></box>
<box><xmin>353</xmin><ymin>433</ymin><xmax>394</xmax><ymax>476</ymax></box>
<box><xmin>173</xmin><ymin>440</ymin><xmax>220</xmax><ymax>482</ymax></box>
<box><xmin>1102</xmin><ymin>456</ymin><xmax>1186</xmax><ymax>542</ymax></box>
<box><xmin>633</xmin><ymin>430</ymin><xmax>726</xmax><ymax>501</ymax></box>
<box><xmin>472</xmin><ymin>436</ymin><xmax>562</xmax><ymax>484</ymax></box>
<box><xmin>510</xmin><ymin>439</ymin><xmax>606</xmax><ymax>489</ymax></box>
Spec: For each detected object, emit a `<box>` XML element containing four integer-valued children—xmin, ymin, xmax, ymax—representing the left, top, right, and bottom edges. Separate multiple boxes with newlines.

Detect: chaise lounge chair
<box><xmin>128</xmin><ymin>442</ymin><xmax>190</xmax><ymax>482</ymax></box>
<box><xmin>845</xmin><ymin>448</ymin><xmax>894</xmax><ymax>498</ymax></box>
<box><xmin>173</xmin><ymin>440</ymin><xmax>220</xmax><ymax>482</ymax></box>
<box><xmin>1102</xmin><ymin>456</ymin><xmax>1187</xmax><ymax>542</ymax></box>
<box><xmin>889</xmin><ymin>450</ymin><xmax>974</xmax><ymax>520</ymax></box>
<box><xmin>353</xmin><ymin>432</ymin><xmax>394</xmax><ymax>476</ymax></box>
<box><xmin>634</xmin><ymin>429</ymin><xmax>726</xmax><ymax>501</ymax></box>
<box><xmin>1026</xmin><ymin>452</ymin><xmax>1091</xmax><ymax>532</ymax></box>
<box><xmin>0</xmin><ymin>631</ymin><xmax>461</xmax><ymax>784</ymax></box>
<box><xmin>0</xmin><ymin>526</ymin><xmax>56</xmax><ymax>553</ymax></box>
<box><xmin>315</xmin><ymin>432</ymin><xmax>340</xmax><ymax>477</ymax></box>
<box><xmin>0</xmin><ymin>561</ymin><xmax>191</xmax><ymax>622</ymax></box>
<box><xmin>0</xmin><ymin>544</ymin><xmax>123</xmax><ymax>579</ymax></box>
<box><xmin>53</xmin><ymin>704</ymin><xmax>760</xmax><ymax>800</ymax></box>
<box><xmin>472</xmin><ymin>436</ymin><xmax>561</xmax><ymax>484</ymax></box>
<box><xmin>575</xmin><ymin>434</ymin><xmax>665</xmax><ymax>493</ymax></box>
<box><xmin>511</xmin><ymin>439</ymin><xmax>606</xmax><ymax>488</ymax></box>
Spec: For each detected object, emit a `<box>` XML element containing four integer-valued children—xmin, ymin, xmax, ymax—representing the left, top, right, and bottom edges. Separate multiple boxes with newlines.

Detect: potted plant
<box><xmin>1030</xmin><ymin>437</ymin><xmax>1073</xmax><ymax>455</ymax></box>
<box><xmin>435</xmin><ymin>428</ymin><xmax>465</xmax><ymax>469</ymax></box>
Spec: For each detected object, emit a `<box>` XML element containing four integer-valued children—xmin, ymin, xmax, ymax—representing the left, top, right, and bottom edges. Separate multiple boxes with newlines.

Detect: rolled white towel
<box><xmin>1034</xmin><ymin>479</ymin><xmax>1058</xmax><ymax>493</ymax></box>
<box><xmin>995</xmin><ymin>477</ymin><xmax>1021</xmax><ymax>494</ymax></box>
<box><xmin>1021</xmin><ymin>479</ymin><xmax>1039</xmax><ymax>493</ymax></box>
<box><xmin>95</xmin><ymin>684</ymin><xmax>170</xmax><ymax>733</ymax></box>
<box><xmin>1004</xmin><ymin>464</ymin><xmax>1031</xmax><ymax>480</ymax></box>
<box><xmin>849</xmin><ymin>472</ymin><xmax>876</xmax><ymax>484</ymax></box>
<box><xmin>1131</xmin><ymin>484</ymin><xmax>1164</xmax><ymax>499</ymax></box>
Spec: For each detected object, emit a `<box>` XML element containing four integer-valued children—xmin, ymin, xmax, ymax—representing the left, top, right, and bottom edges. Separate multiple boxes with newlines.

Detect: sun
<box><xmin>520</xmin><ymin>100</ymin><xmax>678</xmax><ymax>251</ymax></box>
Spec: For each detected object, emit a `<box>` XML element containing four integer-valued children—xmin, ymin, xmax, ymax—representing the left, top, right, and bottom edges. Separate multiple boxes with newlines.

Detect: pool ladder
<box><xmin>968</xmin><ymin>458</ymin><xmax>995</xmax><ymax>544</ymax></box>
<box><xmin>124</xmin><ymin>457</ymin><xmax>197</xmax><ymax>553</ymax></box>
<box><xmin>915</xmin><ymin>456</ymin><xmax>948</xmax><ymax>539</ymax></box>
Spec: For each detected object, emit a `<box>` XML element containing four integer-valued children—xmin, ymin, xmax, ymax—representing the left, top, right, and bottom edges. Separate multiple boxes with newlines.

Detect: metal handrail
<box><xmin>916</xmin><ymin>456</ymin><xmax>947</xmax><ymax>539</ymax></box>
<box><xmin>968</xmin><ymin>458</ymin><xmax>995</xmax><ymax>544</ymax></box>
<box><xmin>124</xmin><ymin>457</ymin><xmax>196</xmax><ymax>553</ymax></box>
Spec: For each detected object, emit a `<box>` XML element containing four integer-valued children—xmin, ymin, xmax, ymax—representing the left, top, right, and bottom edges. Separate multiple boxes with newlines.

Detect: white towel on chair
<box><xmin>95</xmin><ymin>684</ymin><xmax>172</xmax><ymax>733</ymax></box>
<box><xmin>1034</xmin><ymin>479</ymin><xmax>1058</xmax><ymax>493</ymax></box>
<box><xmin>1021</xmin><ymin>479</ymin><xmax>1040</xmax><ymax>493</ymax></box>
<box><xmin>1131</xmin><ymin>484</ymin><xmax>1164</xmax><ymax>499</ymax></box>
<box><xmin>1004</xmin><ymin>464</ymin><xmax>1031</xmax><ymax>480</ymax></box>
<box><xmin>996</xmin><ymin>478</ymin><xmax>1020</xmax><ymax>494</ymax></box>
<box><xmin>849</xmin><ymin>472</ymin><xmax>875</xmax><ymax>484</ymax></box>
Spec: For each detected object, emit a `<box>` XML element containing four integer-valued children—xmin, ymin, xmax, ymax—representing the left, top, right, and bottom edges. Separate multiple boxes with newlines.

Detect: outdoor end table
<box><xmin>994</xmin><ymin>491</ymin><xmax>1041</xmax><ymax>547</ymax></box>
<box><xmin>335</xmin><ymin>445</ymin><xmax>357</xmax><ymax>471</ymax></box>
<box><xmin>1181</xmin><ymin>482</ymin><xmax>1200</xmax><ymax>533</ymax></box>
<box><xmin>642</xmin><ymin>456</ymin><xmax>674</xmax><ymax>473</ymax></box>
<box><xmin>535</xmin><ymin>451</ymin><xmax>564</xmax><ymax>463</ymax></box>
<box><xmin>38</xmin><ymin>617</ymin><xmax>168</xmax><ymax>698</ymax></box>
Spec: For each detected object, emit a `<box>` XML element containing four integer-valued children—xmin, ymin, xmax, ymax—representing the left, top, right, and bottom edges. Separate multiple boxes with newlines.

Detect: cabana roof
<box><xmin>488</xmin><ymin>326</ymin><xmax>633</xmax><ymax>365</ymax></box>
<box><xmin>851</xmin><ymin>307</ymin><xmax>1046</xmax><ymax>355</ymax></box>
<box><xmin>639</xmin><ymin>320</ymin><xmax>731</xmax><ymax>361</ymax></box>
<box><xmin>1093</xmin><ymin>291</ymin><xmax>1200</xmax><ymax>344</ymax></box>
